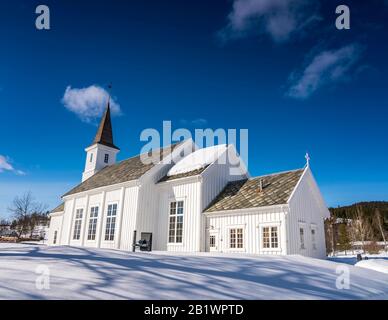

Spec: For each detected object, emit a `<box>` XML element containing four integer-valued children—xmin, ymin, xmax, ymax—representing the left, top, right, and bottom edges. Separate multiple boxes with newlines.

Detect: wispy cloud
<box><xmin>0</xmin><ymin>155</ymin><xmax>25</xmax><ymax>175</ymax></box>
<box><xmin>219</xmin><ymin>0</ymin><xmax>321</xmax><ymax>43</ymax></box>
<box><xmin>286</xmin><ymin>44</ymin><xmax>363</xmax><ymax>99</ymax></box>
<box><xmin>62</xmin><ymin>85</ymin><xmax>121</xmax><ymax>123</ymax></box>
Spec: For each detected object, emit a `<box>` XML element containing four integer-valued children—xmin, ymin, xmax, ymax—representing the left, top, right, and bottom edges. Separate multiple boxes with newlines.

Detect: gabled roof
<box><xmin>90</xmin><ymin>101</ymin><xmax>119</xmax><ymax>150</ymax></box>
<box><xmin>63</xmin><ymin>143</ymin><xmax>182</xmax><ymax>197</ymax></box>
<box><xmin>50</xmin><ymin>202</ymin><xmax>65</xmax><ymax>213</ymax></box>
<box><xmin>204</xmin><ymin>168</ymin><xmax>305</xmax><ymax>213</ymax></box>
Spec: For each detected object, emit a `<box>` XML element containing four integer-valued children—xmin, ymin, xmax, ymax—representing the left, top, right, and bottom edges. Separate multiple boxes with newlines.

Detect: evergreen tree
<box><xmin>338</xmin><ymin>224</ymin><xmax>352</xmax><ymax>255</ymax></box>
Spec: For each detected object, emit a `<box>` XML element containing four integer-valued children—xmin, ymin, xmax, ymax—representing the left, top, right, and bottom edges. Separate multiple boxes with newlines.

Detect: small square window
<box><xmin>104</xmin><ymin>154</ymin><xmax>109</xmax><ymax>163</ymax></box>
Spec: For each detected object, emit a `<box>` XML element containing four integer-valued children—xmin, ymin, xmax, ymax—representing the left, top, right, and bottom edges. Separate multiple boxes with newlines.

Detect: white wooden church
<box><xmin>48</xmin><ymin>104</ymin><xmax>330</xmax><ymax>258</ymax></box>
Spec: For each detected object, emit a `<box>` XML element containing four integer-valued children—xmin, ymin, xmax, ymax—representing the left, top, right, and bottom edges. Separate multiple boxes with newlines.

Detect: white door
<box><xmin>209</xmin><ymin>231</ymin><xmax>220</xmax><ymax>252</ymax></box>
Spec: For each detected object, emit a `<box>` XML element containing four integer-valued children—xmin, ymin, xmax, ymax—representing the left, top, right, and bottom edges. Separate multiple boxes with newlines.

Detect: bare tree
<box><xmin>373</xmin><ymin>209</ymin><xmax>387</xmax><ymax>252</ymax></box>
<box><xmin>7</xmin><ymin>192</ymin><xmax>47</xmax><ymax>239</ymax></box>
<box><xmin>325</xmin><ymin>215</ymin><xmax>337</xmax><ymax>256</ymax></box>
<box><xmin>354</xmin><ymin>206</ymin><xmax>373</xmax><ymax>253</ymax></box>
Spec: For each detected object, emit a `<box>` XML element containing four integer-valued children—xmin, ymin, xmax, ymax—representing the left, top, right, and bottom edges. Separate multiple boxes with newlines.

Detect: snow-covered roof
<box><xmin>167</xmin><ymin>144</ymin><xmax>227</xmax><ymax>176</ymax></box>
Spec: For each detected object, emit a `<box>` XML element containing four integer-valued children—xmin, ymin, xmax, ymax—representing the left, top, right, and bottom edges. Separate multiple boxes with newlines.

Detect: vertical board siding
<box><xmin>201</xmin><ymin>161</ymin><xmax>247</xmax><ymax>252</ymax></box>
<box><xmin>83</xmin><ymin>193</ymin><xmax>104</xmax><ymax>248</ymax></box>
<box><xmin>206</xmin><ymin>208</ymin><xmax>286</xmax><ymax>254</ymax></box>
<box><xmin>287</xmin><ymin>169</ymin><xmax>328</xmax><ymax>258</ymax></box>
<box><xmin>156</xmin><ymin>180</ymin><xmax>202</xmax><ymax>252</ymax></box>
<box><xmin>47</xmin><ymin>215</ymin><xmax>63</xmax><ymax>245</ymax></box>
<box><xmin>59</xmin><ymin>199</ymin><xmax>74</xmax><ymax>245</ymax></box>
<box><xmin>118</xmin><ymin>186</ymin><xmax>139</xmax><ymax>251</ymax></box>
<box><xmin>100</xmin><ymin>189</ymin><xmax>123</xmax><ymax>249</ymax></box>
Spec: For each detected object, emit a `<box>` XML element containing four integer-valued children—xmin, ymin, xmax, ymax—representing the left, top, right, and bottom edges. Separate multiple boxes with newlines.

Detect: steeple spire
<box><xmin>91</xmin><ymin>100</ymin><xmax>120</xmax><ymax>150</ymax></box>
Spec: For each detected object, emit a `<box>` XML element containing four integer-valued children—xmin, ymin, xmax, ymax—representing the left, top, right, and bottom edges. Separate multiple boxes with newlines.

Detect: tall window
<box><xmin>73</xmin><ymin>208</ymin><xmax>83</xmax><ymax>240</ymax></box>
<box><xmin>87</xmin><ymin>206</ymin><xmax>99</xmax><ymax>240</ymax></box>
<box><xmin>104</xmin><ymin>154</ymin><xmax>109</xmax><ymax>163</ymax></box>
<box><xmin>53</xmin><ymin>231</ymin><xmax>57</xmax><ymax>244</ymax></box>
<box><xmin>230</xmin><ymin>228</ymin><xmax>243</xmax><ymax>249</ymax></box>
<box><xmin>209</xmin><ymin>235</ymin><xmax>216</xmax><ymax>248</ymax></box>
<box><xmin>300</xmin><ymin>227</ymin><xmax>305</xmax><ymax>249</ymax></box>
<box><xmin>311</xmin><ymin>228</ymin><xmax>317</xmax><ymax>250</ymax></box>
<box><xmin>262</xmin><ymin>226</ymin><xmax>278</xmax><ymax>249</ymax></box>
<box><xmin>90</xmin><ymin>153</ymin><xmax>93</xmax><ymax>163</ymax></box>
<box><xmin>168</xmin><ymin>201</ymin><xmax>184</xmax><ymax>243</ymax></box>
<box><xmin>105</xmin><ymin>204</ymin><xmax>117</xmax><ymax>241</ymax></box>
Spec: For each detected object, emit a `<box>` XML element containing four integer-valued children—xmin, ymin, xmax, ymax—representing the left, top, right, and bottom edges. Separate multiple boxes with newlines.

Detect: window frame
<box><xmin>299</xmin><ymin>226</ymin><xmax>306</xmax><ymax>250</ymax></box>
<box><xmin>209</xmin><ymin>235</ymin><xmax>216</xmax><ymax>248</ymax></box>
<box><xmin>258</xmin><ymin>222</ymin><xmax>281</xmax><ymax>252</ymax></box>
<box><xmin>104</xmin><ymin>203</ymin><xmax>118</xmax><ymax>241</ymax></box>
<box><xmin>72</xmin><ymin>208</ymin><xmax>84</xmax><ymax>240</ymax></box>
<box><xmin>310</xmin><ymin>225</ymin><xmax>317</xmax><ymax>250</ymax></box>
<box><xmin>168</xmin><ymin>200</ymin><xmax>184</xmax><ymax>244</ymax></box>
<box><xmin>104</xmin><ymin>153</ymin><xmax>109</xmax><ymax>164</ymax></box>
<box><xmin>226</xmin><ymin>225</ymin><xmax>245</xmax><ymax>251</ymax></box>
<box><xmin>87</xmin><ymin>206</ymin><xmax>99</xmax><ymax>241</ymax></box>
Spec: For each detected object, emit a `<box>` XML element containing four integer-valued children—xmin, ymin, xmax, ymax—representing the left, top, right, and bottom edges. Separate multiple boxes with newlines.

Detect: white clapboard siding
<box><xmin>59</xmin><ymin>199</ymin><xmax>74</xmax><ymax>245</ymax></box>
<box><xmin>82</xmin><ymin>193</ymin><xmax>104</xmax><ymax>248</ymax></box>
<box><xmin>47</xmin><ymin>214</ymin><xmax>63</xmax><ymax>245</ymax></box>
<box><xmin>99</xmin><ymin>189</ymin><xmax>122</xmax><ymax>249</ymax></box>
<box><xmin>206</xmin><ymin>207</ymin><xmax>287</xmax><ymax>255</ymax></box>
<box><xmin>156</xmin><ymin>179</ymin><xmax>202</xmax><ymax>252</ymax></box>
<box><xmin>287</xmin><ymin>168</ymin><xmax>329</xmax><ymax>258</ymax></box>
<box><xmin>118</xmin><ymin>186</ymin><xmax>140</xmax><ymax>250</ymax></box>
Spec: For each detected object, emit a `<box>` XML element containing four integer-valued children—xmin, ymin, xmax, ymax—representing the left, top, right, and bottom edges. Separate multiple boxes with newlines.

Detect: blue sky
<box><xmin>1</xmin><ymin>0</ymin><xmax>388</xmax><ymax>218</ymax></box>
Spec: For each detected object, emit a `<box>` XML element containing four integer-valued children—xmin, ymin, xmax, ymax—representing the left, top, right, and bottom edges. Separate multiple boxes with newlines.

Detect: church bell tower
<box><xmin>82</xmin><ymin>100</ymin><xmax>120</xmax><ymax>182</ymax></box>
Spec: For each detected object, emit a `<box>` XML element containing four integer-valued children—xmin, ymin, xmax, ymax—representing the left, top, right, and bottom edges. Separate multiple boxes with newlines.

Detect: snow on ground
<box><xmin>0</xmin><ymin>243</ymin><xmax>387</xmax><ymax>300</ymax></box>
<box><xmin>355</xmin><ymin>259</ymin><xmax>388</xmax><ymax>274</ymax></box>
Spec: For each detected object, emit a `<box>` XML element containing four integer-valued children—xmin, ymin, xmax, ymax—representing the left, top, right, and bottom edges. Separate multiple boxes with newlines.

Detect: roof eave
<box><xmin>204</xmin><ymin>203</ymin><xmax>290</xmax><ymax>216</ymax></box>
<box><xmin>62</xmin><ymin>179</ymin><xmax>140</xmax><ymax>200</ymax></box>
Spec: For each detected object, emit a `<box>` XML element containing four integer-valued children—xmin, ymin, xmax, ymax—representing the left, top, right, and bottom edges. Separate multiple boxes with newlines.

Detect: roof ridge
<box><xmin>113</xmin><ymin>141</ymin><xmax>184</xmax><ymax>165</ymax></box>
<box><xmin>248</xmin><ymin>168</ymin><xmax>305</xmax><ymax>180</ymax></box>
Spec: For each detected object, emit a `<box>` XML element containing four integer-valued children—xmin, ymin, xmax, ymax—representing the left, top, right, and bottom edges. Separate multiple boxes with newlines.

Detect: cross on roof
<box><xmin>305</xmin><ymin>152</ymin><xmax>310</xmax><ymax>166</ymax></box>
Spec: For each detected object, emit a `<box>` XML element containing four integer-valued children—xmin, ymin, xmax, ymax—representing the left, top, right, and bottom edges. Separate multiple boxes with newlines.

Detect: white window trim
<box><xmin>103</xmin><ymin>202</ymin><xmax>118</xmax><ymax>242</ymax></box>
<box><xmin>226</xmin><ymin>224</ymin><xmax>246</xmax><ymax>252</ymax></box>
<box><xmin>72</xmin><ymin>207</ymin><xmax>84</xmax><ymax>241</ymax></box>
<box><xmin>167</xmin><ymin>199</ymin><xmax>185</xmax><ymax>246</ymax></box>
<box><xmin>310</xmin><ymin>224</ymin><xmax>317</xmax><ymax>250</ymax></box>
<box><xmin>299</xmin><ymin>223</ymin><xmax>306</xmax><ymax>250</ymax></box>
<box><xmin>86</xmin><ymin>204</ymin><xmax>100</xmax><ymax>242</ymax></box>
<box><xmin>258</xmin><ymin>222</ymin><xmax>282</xmax><ymax>252</ymax></box>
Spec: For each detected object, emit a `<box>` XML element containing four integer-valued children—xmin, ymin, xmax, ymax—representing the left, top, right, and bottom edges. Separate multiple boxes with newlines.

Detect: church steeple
<box><xmin>91</xmin><ymin>100</ymin><xmax>119</xmax><ymax>150</ymax></box>
<box><xmin>82</xmin><ymin>99</ymin><xmax>120</xmax><ymax>182</ymax></box>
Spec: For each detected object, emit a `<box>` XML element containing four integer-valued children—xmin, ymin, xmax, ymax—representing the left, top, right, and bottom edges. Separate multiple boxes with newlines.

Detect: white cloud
<box><xmin>62</xmin><ymin>85</ymin><xmax>121</xmax><ymax>123</ymax></box>
<box><xmin>0</xmin><ymin>155</ymin><xmax>25</xmax><ymax>175</ymax></box>
<box><xmin>220</xmin><ymin>0</ymin><xmax>320</xmax><ymax>43</ymax></box>
<box><xmin>286</xmin><ymin>44</ymin><xmax>363</xmax><ymax>99</ymax></box>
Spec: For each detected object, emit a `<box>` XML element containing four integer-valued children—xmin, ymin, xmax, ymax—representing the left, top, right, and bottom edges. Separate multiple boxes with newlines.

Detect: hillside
<box><xmin>329</xmin><ymin>201</ymin><xmax>388</xmax><ymax>219</ymax></box>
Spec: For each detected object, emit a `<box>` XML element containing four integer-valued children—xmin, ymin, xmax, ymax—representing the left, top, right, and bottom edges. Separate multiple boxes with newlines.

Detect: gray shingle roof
<box><xmin>204</xmin><ymin>168</ymin><xmax>305</xmax><ymax>213</ymax></box>
<box><xmin>51</xmin><ymin>203</ymin><xmax>65</xmax><ymax>213</ymax></box>
<box><xmin>63</xmin><ymin>143</ymin><xmax>182</xmax><ymax>197</ymax></box>
<box><xmin>158</xmin><ymin>165</ymin><xmax>209</xmax><ymax>182</ymax></box>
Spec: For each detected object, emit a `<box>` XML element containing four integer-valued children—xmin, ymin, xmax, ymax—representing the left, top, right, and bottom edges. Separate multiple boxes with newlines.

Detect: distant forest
<box><xmin>329</xmin><ymin>201</ymin><xmax>388</xmax><ymax>221</ymax></box>
<box><xmin>325</xmin><ymin>201</ymin><xmax>388</xmax><ymax>254</ymax></box>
